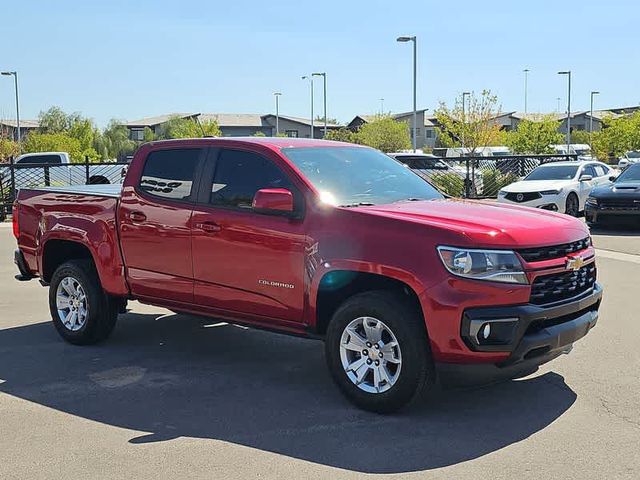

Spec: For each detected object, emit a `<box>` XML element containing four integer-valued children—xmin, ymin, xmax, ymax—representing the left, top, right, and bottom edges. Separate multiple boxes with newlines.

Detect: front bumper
<box><xmin>497</xmin><ymin>195</ymin><xmax>563</xmax><ymax>212</ymax></box>
<box><xmin>585</xmin><ymin>204</ymin><xmax>640</xmax><ymax>223</ymax></box>
<box><xmin>436</xmin><ymin>282</ymin><xmax>602</xmax><ymax>386</ymax></box>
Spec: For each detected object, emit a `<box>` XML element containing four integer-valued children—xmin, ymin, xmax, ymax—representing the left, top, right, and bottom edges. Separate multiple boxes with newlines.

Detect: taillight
<box><xmin>12</xmin><ymin>202</ymin><xmax>19</xmax><ymax>239</ymax></box>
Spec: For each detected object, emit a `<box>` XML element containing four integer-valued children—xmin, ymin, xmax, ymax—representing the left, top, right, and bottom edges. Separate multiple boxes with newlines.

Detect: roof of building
<box><xmin>125</xmin><ymin>113</ymin><xmax>198</xmax><ymax>127</ymax></box>
<box><xmin>0</xmin><ymin>119</ymin><xmax>40</xmax><ymax>128</ymax></box>
<box><xmin>199</xmin><ymin>113</ymin><xmax>264</xmax><ymax>127</ymax></box>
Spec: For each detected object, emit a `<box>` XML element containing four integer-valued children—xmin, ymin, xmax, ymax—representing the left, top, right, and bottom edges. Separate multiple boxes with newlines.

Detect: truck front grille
<box><xmin>599</xmin><ymin>199</ymin><xmax>640</xmax><ymax>210</ymax></box>
<box><xmin>530</xmin><ymin>263</ymin><xmax>596</xmax><ymax>305</ymax></box>
<box><xmin>518</xmin><ymin>237</ymin><xmax>590</xmax><ymax>262</ymax></box>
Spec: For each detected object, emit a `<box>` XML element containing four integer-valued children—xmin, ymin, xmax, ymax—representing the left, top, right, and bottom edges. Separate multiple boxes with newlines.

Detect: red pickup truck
<box><xmin>12</xmin><ymin>138</ymin><xmax>602</xmax><ymax>412</ymax></box>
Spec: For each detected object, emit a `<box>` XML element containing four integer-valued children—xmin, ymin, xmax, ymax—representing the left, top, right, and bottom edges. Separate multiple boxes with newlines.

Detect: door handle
<box><xmin>195</xmin><ymin>221</ymin><xmax>222</xmax><ymax>233</ymax></box>
<box><xmin>128</xmin><ymin>211</ymin><xmax>147</xmax><ymax>222</ymax></box>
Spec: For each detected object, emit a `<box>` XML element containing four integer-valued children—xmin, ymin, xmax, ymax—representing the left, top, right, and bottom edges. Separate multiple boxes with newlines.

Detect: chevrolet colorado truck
<box><xmin>12</xmin><ymin>138</ymin><xmax>602</xmax><ymax>412</ymax></box>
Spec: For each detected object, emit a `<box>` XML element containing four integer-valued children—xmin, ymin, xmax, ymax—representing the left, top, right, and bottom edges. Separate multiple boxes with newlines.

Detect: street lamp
<box><xmin>301</xmin><ymin>75</ymin><xmax>314</xmax><ymax>139</ymax></box>
<box><xmin>558</xmin><ymin>70</ymin><xmax>572</xmax><ymax>154</ymax></box>
<box><xmin>312</xmin><ymin>72</ymin><xmax>327</xmax><ymax>137</ymax></box>
<box><xmin>1</xmin><ymin>71</ymin><xmax>20</xmax><ymax>143</ymax></box>
<box><xmin>523</xmin><ymin>68</ymin><xmax>530</xmax><ymax>115</ymax></box>
<box><xmin>273</xmin><ymin>92</ymin><xmax>282</xmax><ymax>136</ymax></box>
<box><xmin>397</xmin><ymin>35</ymin><xmax>417</xmax><ymax>152</ymax></box>
<box><xmin>462</xmin><ymin>92</ymin><xmax>471</xmax><ymax>152</ymax></box>
<box><xmin>590</xmin><ymin>90</ymin><xmax>600</xmax><ymax>147</ymax></box>
<box><xmin>379</xmin><ymin>98</ymin><xmax>384</xmax><ymax>114</ymax></box>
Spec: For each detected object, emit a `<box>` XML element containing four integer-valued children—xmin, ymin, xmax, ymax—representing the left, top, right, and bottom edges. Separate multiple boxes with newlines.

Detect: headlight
<box><xmin>540</xmin><ymin>189</ymin><xmax>561</xmax><ymax>195</ymax></box>
<box><xmin>586</xmin><ymin>197</ymin><xmax>598</xmax><ymax>206</ymax></box>
<box><xmin>437</xmin><ymin>246</ymin><xmax>528</xmax><ymax>284</ymax></box>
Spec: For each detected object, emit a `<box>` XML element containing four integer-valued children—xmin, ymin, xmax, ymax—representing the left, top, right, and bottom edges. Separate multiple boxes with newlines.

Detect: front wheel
<box><xmin>325</xmin><ymin>291</ymin><xmax>434</xmax><ymax>413</ymax></box>
<box><xmin>565</xmin><ymin>192</ymin><xmax>580</xmax><ymax>217</ymax></box>
<box><xmin>49</xmin><ymin>260</ymin><xmax>119</xmax><ymax>345</ymax></box>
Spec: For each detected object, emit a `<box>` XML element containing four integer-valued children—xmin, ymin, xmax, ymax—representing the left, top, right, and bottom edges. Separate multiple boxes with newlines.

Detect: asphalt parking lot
<box><xmin>0</xmin><ymin>222</ymin><xmax>639</xmax><ymax>480</ymax></box>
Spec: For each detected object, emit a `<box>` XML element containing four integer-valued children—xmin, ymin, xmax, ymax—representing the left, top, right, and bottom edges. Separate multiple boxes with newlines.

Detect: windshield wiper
<box><xmin>393</xmin><ymin>197</ymin><xmax>425</xmax><ymax>203</ymax></box>
<box><xmin>338</xmin><ymin>202</ymin><xmax>376</xmax><ymax>207</ymax></box>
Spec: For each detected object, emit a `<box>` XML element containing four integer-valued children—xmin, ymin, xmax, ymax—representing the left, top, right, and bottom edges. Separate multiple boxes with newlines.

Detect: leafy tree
<box><xmin>506</xmin><ymin>116</ymin><xmax>564</xmax><ymax>154</ymax></box>
<box><xmin>23</xmin><ymin>133</ymin><xmax>83</xmax><ymax>162</ymax></box>
<box><xmin>570</xmin><ymin>129</ymin><xmax>591</xmax><ymax>145</ymax></box>
<box><xmin>354</xmin><ymin>115</ymin><xmax>411</xmax><ymax>152</ymax></box>
<box><xmin>315</xmin><ymin>116</ymin><xmax>338</xmax><ymax>125</ymax></box>
<box><xmin>157</xmin><ymin>116</ymin><xmax>221</xmax><ymax>139</ymax></box>
<box><xmin>591</xmin><ymin>112</ymin><xmax>640</xmax><ymax>161</ymax></box>
<box><xmin>324</xmin><ymin>127</ymin><xmax>357</xmax><ymax>143</ymax></box>
<box><xmin>38</xmin><ymin>106</ymin><xmax>70</xmax><ymax>133</ymax></box>
<box><xmin>143</xmin><ymin>127</ymin><xmax>155</xmax><ymax>142</ymax></box>
<box><xmin>252</xmin><ymin>131</ymin><xmax>266</xmax><ymax>137</ymax></box>
<box><xmin>434</xmin><ymin>90</ymin><xmax>504</xmax><ymax>155</ymax></box>
<box><xmin>0</xmin><ymin>136</ymin><xmax>20</xmax><ymax>163</ymax></box>
<box><xmin>101</xmin><ymin>120</ymin><xmax>136</xmax><ymax>161</ymax></box>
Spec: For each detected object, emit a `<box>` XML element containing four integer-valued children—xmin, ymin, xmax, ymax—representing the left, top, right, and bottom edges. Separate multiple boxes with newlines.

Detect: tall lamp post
<box><xmin>312</xmin><ymin>72</ymin><xmax>327</xmax><ymax>137</ymax></box>
<box><xmin>379</xmin><ymin>98</ymin><xmax>384</xmax><ymax>114</ymax></box>
<box><xmin>1</xmin><ymin>71</ymin><xmax>20</xmax><ymax>143</ymax></box>
<box><xmin>461</xmin><ymin>91</ymin><xmax>471</xmax><ymax>152</ymax></box>
<box><xmin>558</xmin><ymin>70</ymin><xmax>572</xmax><ymax>154</ymax></box>
<box><xmin>590</xmin><ymin>90</ymin><xmax>600</xmax><ymax>147</ymax></box>
<box><xmin>397</xmin><ymin>35</ymin><xmax>417</xmax><ymax>152</ymax></box>
<box><xmin>301</xmin><ymin>75</ymin><xmax>314</xmax><ymax>139</ymax></box>
<box><xmin>273</xmin><ymin>92</ymin><xmax>282</xmax><ymax>136</ymax></box>
<box><xmin>523</xmin><ymin>68</ymin><xmax>530</xmax><ymax>115</ymax></box>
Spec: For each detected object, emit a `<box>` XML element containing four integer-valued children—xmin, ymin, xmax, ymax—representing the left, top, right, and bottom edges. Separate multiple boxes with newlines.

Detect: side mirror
<box><xmin>609</xmin><ymin>175</ymin><xmax>617</xmax><ymax>182</ymax></box>
<box><xmin>252</xmin><ymin>188</ymin><xmax>294</xmax><ymax>213</ymax></box>
<box><xmin>579</xmin><ymin>174</ymin><xmax>593</xmax><ymax>182</ymax></box>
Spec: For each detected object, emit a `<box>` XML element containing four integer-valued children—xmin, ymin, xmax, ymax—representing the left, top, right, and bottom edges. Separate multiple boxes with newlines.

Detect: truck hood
<box><xmin>502</xmin><ymin>180</ymin><xmax>569</xmax><ymax>193</ymax></box>
<box><xmin>591</xmin><ymin>182</ymin><xmax>640</xmax><ymax>199</ymax></box>
<box><xmin>358</xmin><ymin>199</ymin><xmax>588</xmax><ymax>248</ymax></box>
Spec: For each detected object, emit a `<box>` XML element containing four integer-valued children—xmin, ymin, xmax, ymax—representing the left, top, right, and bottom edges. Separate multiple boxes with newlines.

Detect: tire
<box><xmin>565</xmin><ymin>192</ymin><xmax>579</xmax><ymax>217</ymax></box>
<box><xmin>49</xmin><ymin>259</ymin><xmax>119</xmax><ymax>345</ymax></box>
<box><xmin>325</xmin><ymin>290</ymin><xmax>434</xmax><ymax>413</ymax></box>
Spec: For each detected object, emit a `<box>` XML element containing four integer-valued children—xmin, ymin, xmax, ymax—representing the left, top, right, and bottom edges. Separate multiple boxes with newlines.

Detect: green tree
<box><xmin>591</xmin><ymin>112</ymin><xmax>640</xmax><ymax>161</ymax></box>
<box><xmin>570</xmin><ymin>129</ymin><xmax>591</xmax><ymax>145</ymax></box>
<box><xmin>101</xmin><ymin>120</ymin><xmax>136</xmax><ymax>161</ymax></box>
<box><xmin>354</xmin><ymin>115</ymin><xmax>411</xmax><ymax>152</ymax></box>
<box><xmin>157</xmin><ymin>116</ymin><xmax>221</xmax><ymax>139</ymax></box>
<box><xmin>0</xmin><ymin>136</ymin><xmax>20</xmax><ymax>163</ymax></box>
<box><xmin>252</xmin><ymin>131</ymin><xmax>266</xmax><ymax>137</ymax></box>
<box><xmin>324</xmin><ymin>127</ymin><xmax>357</xmax><ymax>143</ymax></box>
<box><xmin>38</xmin><ymin>106</ymin><xmax>70</xmax><ymax>133</ymax></box>
<box><xmin>506</xmin><ymin>116</ymin><xmax>564</xmax><ymax>154</ymax></box>
<box><xmin>315</xmin><ymin>116</ymin><xmax>338</xmax><ymax>125</ymax></box>
<box><xmin>434</xmin><ymin>90</ymin><xmax>504</xmax><ymax>155</ymax></box>
<box><xmin>143</xmin><ymin>127</ymin><xmax>155</xmax><ymax>142</ymax></box>
<box><xmin>23</xmin><ymin>132</ymin><xmax>83</xmax><ymax>162</ymax></box>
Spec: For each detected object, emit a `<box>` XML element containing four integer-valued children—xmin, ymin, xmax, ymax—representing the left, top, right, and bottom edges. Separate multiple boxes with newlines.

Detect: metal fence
<box><xmin>0</xmin><ymin>157</ymin><xmax>128</xmax><ymax>220</ymax></box>
<box><xmin>411</xmin><ymin>154</ymin><xmax>578</xmax><ymax>198</ymax></box>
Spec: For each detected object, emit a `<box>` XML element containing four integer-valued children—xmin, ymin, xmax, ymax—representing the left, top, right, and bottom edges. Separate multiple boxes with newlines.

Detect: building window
<box><xmin>130</xmin><ymin>129</ymin><xmax>144</xmax><ymax>141</ymax></box>
<box><xmin>285</xmin><ymin>130</ymin><xmax>298</xmax><ymax>138</ymax></box>
<box><xmin>425</xmin><ymin>129</ymin><xmax>434</xmax><ymax>139</ymax></box>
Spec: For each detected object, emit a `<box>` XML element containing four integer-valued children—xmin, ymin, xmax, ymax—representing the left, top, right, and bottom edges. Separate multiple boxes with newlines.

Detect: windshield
<box><xmin>627</xmin><ymin>151</ymin><xmax>640</xmax><ymax>159</ymax></box>
<box><xmin>616</xmin><ymin>165</ymin><xmax>640</xmax><ymax>183</ymax></box>
<box><xmin>525</xmin><ymin>165</ymin><xmax>579</xmax><ymax>181</ymax></box>
<box><xmin>283</xmin><ymin>147</ymin><xmax>444</xmax><ymax>206</ymax></box>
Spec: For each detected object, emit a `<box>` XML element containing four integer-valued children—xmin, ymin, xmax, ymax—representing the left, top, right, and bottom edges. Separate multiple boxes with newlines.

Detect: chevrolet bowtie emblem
<box><xmin>566</xmin><ymin>255</ymin><xmax>585</xmax><ymax>271</ymax></box>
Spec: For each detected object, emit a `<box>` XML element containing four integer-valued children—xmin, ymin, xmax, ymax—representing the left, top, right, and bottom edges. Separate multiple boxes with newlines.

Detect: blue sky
<box><xmin>1</xmin><ymin>0</ymin><xmax>637</xmax><ymax>127</ymax></box>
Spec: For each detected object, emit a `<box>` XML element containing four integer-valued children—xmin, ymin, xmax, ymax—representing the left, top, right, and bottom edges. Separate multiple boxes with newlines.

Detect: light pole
<box><xmin>590</xmin><ymin>90</ymin><xmax>600</xmax><ymax>147</ymax></box>
<box><xmin>462</xmin><ymin>91</ymin><xmax>471</xmax><ymax>152</ymax></box>
<box><xmin>312</xmin><ymin>72</ymin><xmax>327</xmax><ymax>137</ymax></box>
<box><xmin>302</xmin><ymin>75</ymin><xmax>314</xmax><ymax>139</ymax></box>
<box><xmin>556</xmin><ymin>97</ymin><xmax>561</xmax><ymax>113</ymax></box>
<box><xmin>273</xmin><ymin>92</ymin><xmax>282</xmax><ymax>136</ymax></box>
<box><xmin>558</xmin><ymin>71</ymin><xmax>572</xmax><ymax>154</ymax></box>
<box><xmin>379</xmin><ymin>98</ymin><xmax>384</xmax><ymax>114</ymax></box>
<box><xmin>523</xmin><ymin>68</ymin><xmax>530</xmax><ymax>115</ymax></box>
<box><xmin>397</xmin><ymin>35</ymin><xmax>417</xmax><ymax>152</ymax></box>
<box><xmin>1</xmin><ymin>71</ymin><xmax>20</xmax><ymax>143</ymax></box>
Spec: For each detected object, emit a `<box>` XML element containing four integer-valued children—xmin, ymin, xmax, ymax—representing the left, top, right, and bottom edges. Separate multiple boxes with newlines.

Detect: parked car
<box><xmin>497</xmin><ymin>161</ymin><xmax>613</xmax><ymax>216</ymax></box>
<box><xmin>585</xmin><ymin>163</ymin><xmax>640</xmax><ymax>226</ymax></box>
<box><xmin>617</xmin><ymin>151</ymin><xmax>640</xmax><ymax>169</ymax></box>
<box><xmin>13</xmin><ymin>137</ymin><xmax>602</xmax><ymax>413</ymax></box>
<box><xmin>0</xmin><ymin>152</ymin><xmax>123</xmax><ymax>190</ymax></box>
<box><xmin>550</xmin><ymin>144</ymin><xmax>592</xmax><ymax>158</ymax></box>
<box><xmin>388</xmin><ymin>152</ymin><xmax>484</xmax><ymax>196</ymax></box>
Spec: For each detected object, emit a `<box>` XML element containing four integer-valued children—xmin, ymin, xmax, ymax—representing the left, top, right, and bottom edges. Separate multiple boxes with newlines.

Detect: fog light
<box><xmin>468</xmin><ymin>317</ymin><xmax>519</xmax><ymax>346</ymax></box>
<box><xmin>481</xmin><ymin>323</ymin><xmax>491</xmax><ymax>340</ymax></box>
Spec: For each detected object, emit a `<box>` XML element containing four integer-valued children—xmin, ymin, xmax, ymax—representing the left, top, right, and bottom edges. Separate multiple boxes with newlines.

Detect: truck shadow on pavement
<box><xmin>0</xmin><ymin>311</ymin><xmax>577</xmax><ymax>474</ymax></box>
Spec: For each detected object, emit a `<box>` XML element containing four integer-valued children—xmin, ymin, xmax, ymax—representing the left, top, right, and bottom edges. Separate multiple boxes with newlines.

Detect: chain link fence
<box><xmin>409</xmin><ymin>154</ymin><xmax>578</xmax><ymax>198</ymax></box>
<box><xmin>0</xmin><ymin>157</ymin><xmax>128</xmax><ymax>220</ymax></box>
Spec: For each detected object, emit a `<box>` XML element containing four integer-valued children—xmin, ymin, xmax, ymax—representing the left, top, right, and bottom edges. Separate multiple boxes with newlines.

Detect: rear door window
<box><xmin>139</xmin><ymin>148</ymin><xmax>202</xmax><ymax>200</ymax></box>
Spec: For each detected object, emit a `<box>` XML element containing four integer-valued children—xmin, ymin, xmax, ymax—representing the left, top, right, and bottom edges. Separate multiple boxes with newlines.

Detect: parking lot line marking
<box><xmin>596</xmin><ymin>248</ymin><xmax>640</xmax><ymax>265</ymax></box>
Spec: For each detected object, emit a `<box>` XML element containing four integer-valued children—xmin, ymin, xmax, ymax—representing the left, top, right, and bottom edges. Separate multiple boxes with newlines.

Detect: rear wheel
<box><xmin>325</xmin><ymin>291</ymin><xmax>434</xmax><ymax>413</ymax></box>
<box><xmin>565</xmin><ymin>192</ymin><xmax>579</xmax><ymax>217</ymax></box>
<box><xmin>49</xmin><ymin>260</ymin><xmax>119</xmax><ymax>345</ymax></box>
